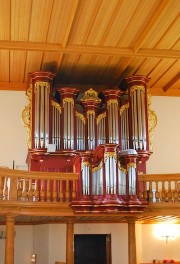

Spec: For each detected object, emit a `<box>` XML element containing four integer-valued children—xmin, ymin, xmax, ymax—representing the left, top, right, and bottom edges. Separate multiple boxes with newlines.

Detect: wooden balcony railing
<box><xmin>0</xmin><ymin>167</ymin><xmax>79</xmax><ymax>203</ymax></box>
<box><xmin>138</xmin><ymin>174</ymin><xmax>180</xmax><ymax>203</ymax></box>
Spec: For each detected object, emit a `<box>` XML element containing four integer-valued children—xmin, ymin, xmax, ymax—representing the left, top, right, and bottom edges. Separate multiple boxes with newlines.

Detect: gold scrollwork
<box><xmin>127</xmin><ymin>162</ymin><xmax>136</xmax><ymax>169</ymax></box>
<box><xmin>76</xmin><ymin>111</ymin><xmax>86</xmax><ymax>124</ymax></box>
<box><xmin>22</xmin><ymin>84</ymin><xmax>32</xmax><ymax>148</ymax></box>
<box><xmin>104</xmin><ymin>152</ymin><xmax>117</xmax><ymax>162</ymax></box>
<box><xmin>148</xmin><ymin>95</ymin><xmax>158</xmax><ymax>152</ymax></box>
<box><xmin>34</xmin><ymin>82</ymin><xmax>50</xmax><ymax>93</ymax></box>
<box><xmin>63</xmin><ymin>98</ymin><xmax>74</xmax><ymax>107</ymax></box>
<box><xmin>107</xmin><ymin>99</ymin><xmax>118</xmax><ymax>106</ymax></box>
<box><xmin>118</xmin><ymin>162</ymin><xmax>127</xmax><ymax>174</ymax></box>
<box><xmin>87</xmin><ymin>110</ymin><xmax>95</xmax><ymax>116</ymax></box>
<box><xmin>81</xmin><ymin>88</ymin><xmax>101</xmax><ymax>103</ymax></box>
<box><xmin>51</xmin><ymin>100</ymin><xmax>61</xmax><ymax>113</ymax></box>
<box><xmin>92</xmin><ymin>161</ymin><xmax>103</xmax><ymax>173</ymax></box>
<box><xmin>81</xmin><ymin>162</ymin><xmax>91</xmax><ymax>171</ymax></box>
<box><xmin>120</xmin><ymin>103</ymin><xmax>129</xmax><ymax>115</ymax></box>
<box><xmin>130</xmin><ymin>85</ymin><xmax>145</xmax><ymax>94</ymax></box>
<box><xmin>97</xmin><ymin>112</ymin><xmax>106</xmax><ymax>124</ymax></box>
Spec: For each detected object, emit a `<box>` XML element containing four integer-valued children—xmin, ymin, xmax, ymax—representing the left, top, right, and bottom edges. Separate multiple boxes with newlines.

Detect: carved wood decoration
<box><xmin>23</xmin><ymin>71</ymin><xmax>157</xmax><ymax>213</ymax></box>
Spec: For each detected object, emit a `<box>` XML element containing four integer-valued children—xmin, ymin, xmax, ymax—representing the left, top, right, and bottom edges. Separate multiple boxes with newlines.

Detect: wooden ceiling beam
<box><xmin>133</xmin><ymin>0</ymin><xmax>170</xmax><ymax>52</ymax></box>
<box><xmin>0</xmin><ymin>41</ymin><xmax>63</xmax><ymax>52</ymax></box>
<box><xmin>65</xmin><ymin>45</ymin><xmax>180</xmax><ymax>59</ymax></box>
<box><xmin>0</xmin><ymin>41</ymin><xmax>179</xmax><ymax>59</ymax></box>
<box><xmin>0</xmin><ymin>82</ymin><xmax>27</xmax><ymax>91</ymax></box>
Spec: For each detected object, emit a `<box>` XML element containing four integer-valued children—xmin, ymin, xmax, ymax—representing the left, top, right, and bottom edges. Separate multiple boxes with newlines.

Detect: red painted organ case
<box><xmin>23</xmin><ymin>71</ymin><xmax>154</xmax><ymax>212</ymax></box>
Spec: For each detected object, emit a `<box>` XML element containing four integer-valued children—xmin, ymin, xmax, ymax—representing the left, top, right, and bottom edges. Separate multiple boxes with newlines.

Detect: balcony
<box><xmin>0</xmin><ymin>167</ymin><xmax>180</xmax><ymax>225</ymax></box>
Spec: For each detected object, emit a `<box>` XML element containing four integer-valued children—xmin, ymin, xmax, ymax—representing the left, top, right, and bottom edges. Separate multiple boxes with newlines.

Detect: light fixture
<box><xmin>154</xmin><ymin>223</ymin><xmax>178</xmax><ymax>243</ymax></box>
<box><xmin>30</xmin><ymin>254</ymin><xmax>37</xmax><ymax>263</ymax></box>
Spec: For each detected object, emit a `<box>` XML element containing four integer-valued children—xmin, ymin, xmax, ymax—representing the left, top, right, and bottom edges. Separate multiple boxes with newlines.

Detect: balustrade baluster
<box><xmin>3</xmin><ymin>177</ymin><xmax>8</xmax><ymax>200</ymax></box>
<box><xmin>0</xmin><ymin>177</ymin><xmax>3</xmax><ymax>200</ymax></box>
<box><xmin>167</xmin><ymin>181</ymin><xmax>172</xmax><ymax>202</ymax></box>
<box><xmin>34</xmin><ymin>179</ymin><xmax>39</xmax><ymax>201</ymax></box>
<box><xmin>60</xmin><ymin>180</ymin><xmax>63</xmax><ymax>202</ymax></box>
<box><xmin>22</xmin><ymin>179</ymin><xmax>28</xmax><ymax>201</ymax></box>
<box><xmin>52</xmin><ymin>180</ymin><xmax>57</xmax><ymax>202</ymax></box>
<box><xmin>66</xmin><ymin>180</ymin><xmax>70</xmax><ymax>202</ymax></box>
<box><xmin>28</xmin><ymin>179</ymin><xmax>33</xmax><ymax>201</ymax></box>
<box><xmin>149</xmin><ymin>182</ymin><xmax>153</xmax><ymax>203</ymax></box>
<box><xmin>72</xmin><ymin>180</ymin><xmax>76</xmax><ymax>200</ymax></box>
<box><xmin>173</xmin><ymin>181</ymin><xmax>179</xmax><ymax>202</ymax></box>
<box><xmin>161</xmin><ymin>181</ymin><xmax>166</xmax><ymax>202</ymax></box>
<box><xmin>40</xmin><ymin>179</ymin><xmax>45</xmax><ymax>202</ymax></box>
<box><xmin>46</xmin><ymin>180</ymin><xmax>51</xmax><ymax>202</ymax></box>
<box><xmin>155</xmin><ymin>181</ymin><xmax>160</xmax><ymax>203</ymax></box>
<box><xmin>17</xmin><ymin>178</ymin><xmax>22</xmax><ymax>200</ymax></box>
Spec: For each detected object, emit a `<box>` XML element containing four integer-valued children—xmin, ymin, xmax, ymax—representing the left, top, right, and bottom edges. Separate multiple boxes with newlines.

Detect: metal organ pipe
<box><xmin>34</xmin><ymin>82</ymin><xmax>50</xmax><ymax>148</ymax></box>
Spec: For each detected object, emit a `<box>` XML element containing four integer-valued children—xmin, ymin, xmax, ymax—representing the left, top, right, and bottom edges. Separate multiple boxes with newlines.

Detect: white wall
<box><xmin>141</xmin><ymin>224</ymin><xmax>180</xmax><ymax>263</ymax></box>
<box><xmin>147</xmin><ymin>96</ymin><xmax>180</xmax><ymax>173</ymax></box>
<box><xmin>0</xmin><ymin>91</ymin><xmax>28</xmax><ymax>170</ymax></box>
<box><xmin>0</xmin><ymin>225</ymin><xmax>33</xmax><ymax>264</ymax></box>
<box><xmin>33</xmin><ymin>225</ymin><xmax>49</xmax><ymax>264</ymax></box>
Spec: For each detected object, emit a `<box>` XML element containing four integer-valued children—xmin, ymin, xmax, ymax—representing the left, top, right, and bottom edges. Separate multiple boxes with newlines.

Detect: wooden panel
<box><xmin>24</xmin><ymin>51</ymin><xmax>43</xmax><ymax>81</ymax></box>
<box><xmin>41</xmin><ymin>52</ymin><xmax>63</xmax><ymax>73</ymax></box>
<box><xmin>154</xmin><ymin>61</ymin><xmax>180</xmax><ymax>90</ymax></box>
<box><xmin>29</xmin><ymin>0</ymin><xmax>53</xmax><ymax>42</ymax></box>
<box><xmin>10</xmin><ymin>51</ymin><xmax>26</xmax><ymax>82</ymax></box>
<box><xmin>11</xmin><ymin>0</ymin><xmax>32</xmax><ymax>41</ymax></box>
<box><xmin>148</xmin><ymin>59</ymin><xmax>177</xmax><ymax>88</ymax></box>
<box><xmin>133</xmin><ymin>58</ymin><xmax>162</xmax><ymax>77</ymax></box>
<box><xmin>47</xmin><ymin>0</ymin><xmax>78</xmax><ymax>45</ymax></box>
<box><xmin>0</xmin><ymin>50</ymin><xmax>10</xmax><ymax>81</ymax></box>
<box><xmin>0</xmin><ymin>0</ymin><xmax>10</xmax><ymax>40</ymax></box>
<box><xmin>117</xmin><ymin>0</ymin><xmax>162</xmax><ymax>47</ymax></box>
<box><xmin>141</xmin><ymin>0</ymin><xmax>180</xmax><ymax>48</ymax></box>
<box><xmin>101</xmin><ymin>0</ymin><xmax>141</xmax><ymax>47</ymax></box>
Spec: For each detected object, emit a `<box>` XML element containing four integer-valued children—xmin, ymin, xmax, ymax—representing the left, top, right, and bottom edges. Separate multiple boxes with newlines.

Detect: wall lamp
<box><xmin>30</xmin><ymin>254</ymin><xmax>37</xmax><ymax>263</ymax></box>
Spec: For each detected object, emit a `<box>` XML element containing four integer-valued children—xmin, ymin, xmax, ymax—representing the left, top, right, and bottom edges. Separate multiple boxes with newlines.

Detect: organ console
<box><xmin>22</xmin><ymin>71</ymin><xmax>157</xmax><ymax>212</ymax></box>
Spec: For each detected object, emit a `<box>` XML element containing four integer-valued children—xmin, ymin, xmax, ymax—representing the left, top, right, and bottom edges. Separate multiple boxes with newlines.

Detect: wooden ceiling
<box><xmin>0</xmin><ymin>0</ymin><xmax>179</xmax><ymax>95</ymax></box>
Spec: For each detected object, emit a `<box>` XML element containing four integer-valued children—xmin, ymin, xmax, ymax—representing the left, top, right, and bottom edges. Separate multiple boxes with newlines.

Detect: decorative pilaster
<box><xmin>5</xmin><ymin>215</ymin><xmax>15</xmax><ymax>264</ymax></box>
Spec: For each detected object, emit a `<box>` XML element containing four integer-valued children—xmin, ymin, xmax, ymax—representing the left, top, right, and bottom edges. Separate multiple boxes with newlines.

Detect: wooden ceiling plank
<box><xmin>133</xmin><ymin>0</ymin><xmax>170</xmax><ymax>52</ymax></box>
<box><xmin>61</xmin><ymin>0</ymin><xmax>80</xmax><ymax>48</ymax></box>
<box><xmin>0</xmin><ymin>0</ymin><xmax>11</xmax><ymax>40</ymax></box>
<box><xmin>154</xmin><ymin>14</ymin><xmax>180</xmax><ymax>49</ymax></box>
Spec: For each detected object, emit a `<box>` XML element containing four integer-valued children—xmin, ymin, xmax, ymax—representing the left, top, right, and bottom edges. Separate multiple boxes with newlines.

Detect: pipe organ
<box><xmin>23</xmin><ymin>71</ymin><xmax>156</xmax><ymax>212</ymax></box>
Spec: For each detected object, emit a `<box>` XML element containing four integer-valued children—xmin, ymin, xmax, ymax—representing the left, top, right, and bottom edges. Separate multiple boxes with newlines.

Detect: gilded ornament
<box><xmin>22</xmin><ymin>84</ymin><xmax>32</xmax><ymax>148</ymax></box>
<box><xmin>81</xmin><ymin>162</ymin><xmax>91</xmax><ymax>170</ymax></box>
<box><xmin>120</xmin><ymin>103</ymin><xmax>129</xmax><ymax>115</ymax></box>
<box><xmin>63</xmin><ymin>98</ymin><xmax>74</xmax><ymax>107</ymax></box>
<box><xmin>97</xmin><ymin>112</ymin><xmax>106</xmax><ymax>124</ymax></box>
<box><xmin>87</xmin><ymin>110</ymin><xmax>95</xmax><ymax>116</ymax></box>
<box><xmin>130</xmin><ymin>85</ymin><xmax>145</xmax><ymax>94</ymax></box>
<box><xmin>147</xmin><ymin>95</ymin><xmax>157</xmax><ymax>151</ymax></box>
<box><xmin>118</xmin><ymin>163</ymin><xmax>127</xmax><ymax>174</ymax></box>
<box><xmin>104</xmin><ymin>152</ymin><xmax>117</xmax><ymax>162</ymax></box>
<box><xmin>51</xmin><ymin>100</ymin><xmax>61</xmax><ymax>113</ymax></box>
<box><xmin>81</xmin><ymin>88</ymin><xmax>101</xmax><ymax>103</ymax></box>
<box><xmin>76</xmin><ymin>111</ymin><xmax>86</xmax><ymax>124</ymax></box>
<box><xmin>127</xmin><ymin>162</ymin><xmax>136</xmax><ymax>169</ymax></box>
<box><xmin>34</xmin><ymin>82</ymin><xmax>50</xmax><ymax>93</ymax></box>
<box><xmin>92</xmin><ymin>161</ymin><xmax>103</xmax><ymax>173</ymax></box>
<box><xmin>107</xmin><ymin>99</ymin><xmax>118</xmax><ymax>106</ymax></box>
